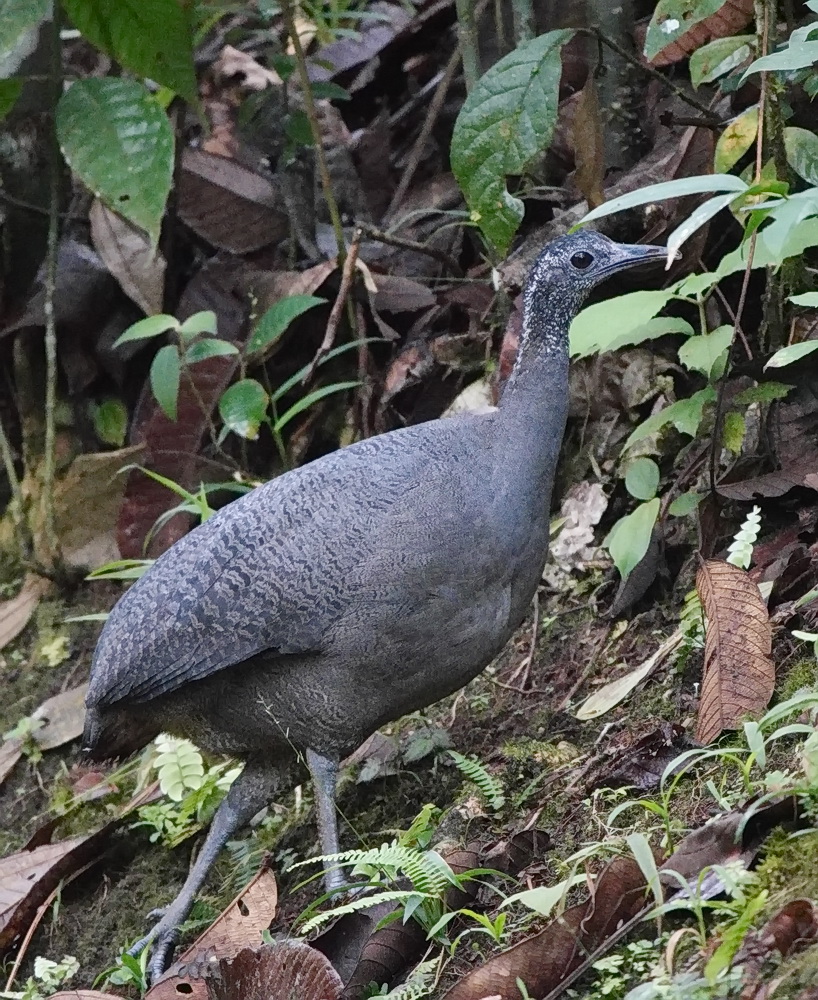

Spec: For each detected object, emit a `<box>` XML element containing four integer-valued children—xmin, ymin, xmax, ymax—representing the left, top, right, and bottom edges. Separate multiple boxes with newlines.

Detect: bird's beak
<box><xmin>598</xmin><ymin>242</ymin><xmax>677</xmax><ymax>277</ymax></box>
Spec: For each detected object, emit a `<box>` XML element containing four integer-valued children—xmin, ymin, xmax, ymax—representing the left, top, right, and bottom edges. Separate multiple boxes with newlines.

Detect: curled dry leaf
<box><xmin>155</xmin><ymin>866</ymin><xmax>278</xmax><ymax>992</ymax></box>
<box><xmin>0</xmin><ymin>574</ymin><xmax>49</xmax><ymax>651</ymax></box>
<box><xmin>695</xmin><ymin>560</ymin><xmax>774</xmax><ymax>745</ymax></box>
<box><xmin>89</xmin><ymin>198</ymin><xmax>166</xmax><ymax>315</ymax></box>
<box><xmin>645</xmin><ymin>0</ymin><xmax>754</xmax><ymax>66</ymax></box>
<box><xmin>441</xmin><ymin>857</ymin><xmax>650</xmax><ymax>1000</ymax></box>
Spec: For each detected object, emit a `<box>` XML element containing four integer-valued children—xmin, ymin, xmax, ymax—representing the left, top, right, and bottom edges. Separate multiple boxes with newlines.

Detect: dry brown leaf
<box><xmin>696</xmin><ymin>560</ymin><xmax>774</xmax><ymax>745</ymax></box>
<box><xmin>573</xmin><ymin>75</ymin><xmax>605</xmax><ymax>209</ymax></box>
<box><xmin>178</xmin><ymin>149</ymin><xmax>288</xmax><ymax>254</ymax></box>
<box><xmin>214</xmin><ymin>45</ymin><xmax>282</xmax><ymax>89</ymax></box>
<box><xmin>89</xmin><ymin>199</ymin><xmax>166</xmax><ymax>315</ymax></box>
<box><xmin>150</xmin><ymin>867</ymin><xmax>279</xmax><ymax>997</ymax></box>
<box><xmin>646</xmin><ymin>0</ymin><xmax>754</xmax><ymax>66</ymax></box>
<box><xmin>0</xmin><ymin>574</ymin><xmax>49</xmax><ymax>651</ymax></box>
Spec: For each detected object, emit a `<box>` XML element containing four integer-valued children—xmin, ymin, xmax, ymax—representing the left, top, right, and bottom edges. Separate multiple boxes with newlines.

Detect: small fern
<box><xmin>450</xmin><ymin>751</ymin><xmax>505</xmax><ymax>811</ymax></box>
<box><xmin>400</xmin><ymin>803</ymin><xmax>439</xmax><ymax>849</ymax></box>
<box><xmin>727</xmin><ymin>505</ymin><xmax>761</xmax><ymax>569</ymax></box>
<box><xmin>153</xmin><ymin>735</ymin><xmax>205</xmax><ymax>801</ymax></box>
<box><xmin>371</xmin><ymin>958</ymin><xmax>438</xmax><ymax>999</ymax></box>
<box><xmin>299</xmin><ymin>889</ymin><xmax>425</xmax><ymax>934</ymax></box>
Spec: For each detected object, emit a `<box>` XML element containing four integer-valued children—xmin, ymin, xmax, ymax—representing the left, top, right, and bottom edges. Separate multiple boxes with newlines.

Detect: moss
<box><xmin>777</xmin><ymin>659</ymin><xmax>818</xmax><ymax>702</ymax></box>
<box><xmin>756</xmin><ymin>828</ymin><xmax>818</xmax><ymax>912</ymax></box>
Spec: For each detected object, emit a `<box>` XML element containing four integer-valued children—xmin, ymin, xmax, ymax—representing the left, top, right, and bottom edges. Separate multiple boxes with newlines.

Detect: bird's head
<box><xmin>524</xmin><ymin>230</ymin><xmax>671</xmax><ymax>321</ymax></box>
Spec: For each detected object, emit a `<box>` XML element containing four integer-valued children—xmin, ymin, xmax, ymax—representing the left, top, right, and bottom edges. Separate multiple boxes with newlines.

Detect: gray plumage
<box><xmin>83</xmin><ymin>230</ymin><xmax>668</xmax><ymax>980</ymax></box>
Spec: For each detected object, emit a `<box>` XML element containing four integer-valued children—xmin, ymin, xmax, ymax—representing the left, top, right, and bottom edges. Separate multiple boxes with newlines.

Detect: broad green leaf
<box><xmin>667</xmin><ymin>192</ymin><xmax>741</xmax><ymax>262</ymax></box>
<box><xmin>677</xmin><ymin>324</ymin><xmax>733</xmax><ymax>377</ymax></box>
<box><xmin>714</xmin><ymin>107</ymin><xmax>758</xmax><ymax>173</ymax></box>
<box><xmin>91</xmin><ymin>398</ymin><xmax>128</xmax><ymax>446</ymax></box>
<box><xmin>669</xmin><ymin>491</ymin><xmax>703</xmax><ymax>516</ymax></box>
<box><xmin>604</xmin><ymin>499</ymin><xmax>660</xmax><ymax>582</ymax></box>
<box><xmin>0</xmin><ymin>78</ymin><xmax>23</xmax><ymax>122</ymax></box>
<box><xmin>644</xmin><ymin>0</ymin><xmax>732</xmax><ymax>63</ymax></box>
<box><xmin>764</xmin><ymin>341</ymin><xmax>818</xmax><ymax>368</ymax></box>
<box><xmin>784</xmin><ymin>126</ymin><xmax>818</xmax><ymax>186</ymax></box>
<box><xmin>56</xmin><ymin>78</ymin><xmax>174</xmax><ymax>245</ymax></box>
<box><xmin>624</xmin><ymin>457</ymin><xmax>660</xmax><ymax>500</ymax></box>
<box><xmin>113</xmin><ymin>313</ymin><xmax>178</xmax><ymax>347</ymax></box>
<box><xmin>569</xmin><ymin>289</ymin><xmax>677</xmax><ymax>357</ymax></box>
<box><xmin>248</xmin><ymin>295</ymin><xmax>326</xmax><ymax>355</ymax></box>
<box><xmin>689</xmin><ymin>36</ymin><xmax>754</xmax><ymax>87</ymax></box>
<box><xmin>179</xmin><ymin>311</ymin><xmax>218</xmax><ymax>339</ymax></box>
<box><xmin>754</xmin><ymin>195</ymin><xmax>818</xmax><ymax>263</ymax></box>
<box><xmin>624</xmin><ymin>387</ymin><xmax>716</xmax><ymax>450</ymax></box>
<box><xmin>582</xmin><ymin>174</ymin><xmax>747</xmax><ymax>227</ymax></box>
<box><xmin>0</xmin><ymin>0</ymin><xmax>50</xmax><ymax>65</ymax></box>
<box><xmin>61</xmin><ymin>0</ymin><xmax>198</xmax><ymax>104</ymax></box>
<box><xmin>184</xmin><ymin>339</ymin><xmax>239</xmax><ymax>363</ymax></box>
<box><xmin>451</xmin><ymin>29</ymin><xmax>574</xmax><ymax>256</ymax></box>
<box><xmin>273</xmin><ymin>381</ymin><xmax>359</xmax><ymax>433</ymax></box>
<box><xmin>605</xmin><ymin>317</ymin><xmax>695</xmax><ymax>354</ymax></box>
<box><xmin>219</xmin><ymin>379</ymin><xmax>269</xmax><ymax>439</ymax></box>
<box><xmin>501</xmin><ymin>874</ymin><xmax>588</xmax><ymax>918</ymax></box>
<box><xmin>150</xmin><ymin>344</ymin><xmax>181</xmax><ymax>420</ymax></box>
<box><xmin>741</xmin><ymin>39</ymin><xmax>818</xmax><ymax>82</ymax></box>
<box><xmin>790</xmin><ymin>292</ymin><xmax>818</xmax><ymax>306</ymax></box>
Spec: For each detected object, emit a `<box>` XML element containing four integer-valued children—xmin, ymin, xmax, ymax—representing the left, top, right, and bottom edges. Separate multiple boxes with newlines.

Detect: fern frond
<box><xmin>450</xmin><ymin>751</ymin><xmax>505</xmax><ymax>810</ymax></box>
<box><xmin>299</xmin><ymin>890</ymin><xmax>427</xmax><ymax>934</ymax></box>
<box><xmin>379</xmin><ymin>958</ymin><xmax>438</xmax><ymax>999</ymax></box>
<box><xmin>153</xmin><ymin>735</ymin><xmax>205</xmax><ymax>801</ymax></box>
<box><xmin>400</xmin><ymin>803</ymin><xmax>439</xmax><ymax>848</ymax></box>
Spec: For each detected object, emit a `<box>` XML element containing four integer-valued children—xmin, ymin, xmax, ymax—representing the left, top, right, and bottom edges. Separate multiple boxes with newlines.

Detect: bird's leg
<box><xmin>305</xmin><ymin>748</ymin><xmax>344</xmax><ymax>892</ymax></box>
<box><xmin>129</xmin><ymin>759</ymin><xmax>280</xmax><ymax>984</ymax></box>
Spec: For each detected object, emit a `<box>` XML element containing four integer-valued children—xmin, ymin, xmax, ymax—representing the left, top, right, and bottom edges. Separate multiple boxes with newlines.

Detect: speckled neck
<box><xmin>492</xmin><ymin>279</ymin><xmax>579</xmax><ymax>508</ymax></box>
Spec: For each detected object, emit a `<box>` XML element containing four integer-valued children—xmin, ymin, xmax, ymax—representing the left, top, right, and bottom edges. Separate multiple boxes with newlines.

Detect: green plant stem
<box><xmin>280</xmin><ymin>0</ymin><xmax>346</xmax><ymax>263</ymax></box>
<box><xmin>455</xmin><ymin>0</ymin><xmax>480</xmax><ymax>91</ymax></box>
<box><xmin>0</xmin><ymin>414</ymin><xmax>29</xmax><ymax>559</ymax></box>
<box><xmin>41</xmin><ymin>9</ymin><xmax>63</xmax><ymax>570</ymax></box>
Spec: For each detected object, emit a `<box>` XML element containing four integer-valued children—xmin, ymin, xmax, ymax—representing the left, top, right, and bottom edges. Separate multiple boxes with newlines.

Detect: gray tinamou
<box><xmin>83</xmin><ymin>231</ymin><xmax>667</xmax><ymax>979</ymax></box>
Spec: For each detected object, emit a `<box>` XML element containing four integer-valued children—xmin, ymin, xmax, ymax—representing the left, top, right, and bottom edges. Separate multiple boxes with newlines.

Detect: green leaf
<box><xmin>677</xmin><ymin>325</ymin><xmax>733</xmax><ymax>378</ymax></box>
<box><xmin>741</xmin><ymin>39</ymin><xmax>818</xmax><ymax>82</ymax></box>
<box><xmin>502</xmin><ymin>874</ymin><xmax>588</xmax><ymax>918</ymax></box>
<box><xmin>451</xmin><ymin>29</ymin><xmax>574</xmax><ymax>256</ymax></box>
<box><xmin>150</xmin><ymin>344</ymin><xmax>181</xmax><ymax>420</ymax></box>
<box><xmin>184</xmin><ymin>339</ymin><xmax>239</xmax><ymax>364</ymax></box>
<box><xmin>764</xmin><ymin>341</ymin><xmax>818</xmax><ymax>369</ymax></box>
<box><xmin>0</xmin><ymin>78</ymin><xmax>23</xmax><ymax>122</ymax></box>
<box><xmin>61</xmin><ymin>0</ymin><xmax>198</xmax><ymax>104</ymax></box>
<box><xmin>644</xmin><ymin>0</ymin><xmax>732</xmax><ymax>63</ymax></box>
<box><xmin>154</xmin><ymin>735</ymin><xmax>204</xmax><ymax>801</ymax></box>
<box><xmin>113</xmin><ymin>313</ymin><xmax>178</xmax><ymax>347</ymax></box>
<box><xmin>219</xmin><ymin>379</ymin><xmax>269</xmax><ymax>439</ymax></box>
<box><xmin>784</xmin><ymin>126</ymin><xmax>818</xmax><ymax>186</ymax></box>
<box><xmin>569</xmin><ymin>289</ymin><xmax>677</xmax><ymax>357</ymax></box>
<box><xmin>0</xmin><ymin>0</ymin><xmax>50</xmax><ymax>65</ymax></box>
<box><xmin>179</xmin><ymin>310</ymin><xmax>218</xmax><ymax>339</ymax></box>
<box><xmin>624</xmin><ymin>457</ymin><xmax>660</xmax><ymax>501</ymax></box>
<box><xmin>604</xmin><ymin>317</ymin><xmax>695</xmax><ymax>354</ymax></box>
<box><xmin>669</xmin><ymin>491</ymin><xmax>703</xmax><ymax>516</ymax></box>
<box><xmin>666</xmin><ymin>192</ymin><xmax>742</xmax><ymax>261</ymax></box>
<box><xmin>91</xmin><ymin>398</ymin><xmax>128</xmax><ymax>446</ymax></box>
<box><xmin>722</xmin><ymin>411</ymin><xmax>745</xmax><ymax>453</ymax></box>
<box><xmin>689</xmin><ymin>36</ymin><xmax>754</xmax><ymax>87</ymax></box>
<box><xmin>582</xmin><ymin>174</ymin><xmax>748</xmax><ymax>226</ymax></box>
<box><xmin>732</xmin><ymin>381</ymin><xmax>792</xmax><ymax>405</ymax></box>
<box><xmin>273</xmin><ymin>381</ymin><xmax>359</xmax><ymax>433</ymax></box>
<box><xmin>248</xmin><ymin>295</ymin><xmax>326</xmax><ymax>355</ymax></box>
<box><xmin>604</xmin><ymin>499</ymin><xmax>660</xmax><ymax>582</ymax></box>
<box><xmin>310</xmin><ymin>81</ymin><xmax>351</xmax><ymax>101</ymax></box>
<box><xmin>56</xmin><ymin>78</ymin><xmax>174</xmax><ymax>245</ymax></box>
<box><xmin>624</xmin><ymin>387</ymin><xmax>716</xmax><ymax>450</ymax></box>
<box><xmin>790</xmin><ymin>292</ymin><xmax>818</xmax><ymax>306</ymax></box>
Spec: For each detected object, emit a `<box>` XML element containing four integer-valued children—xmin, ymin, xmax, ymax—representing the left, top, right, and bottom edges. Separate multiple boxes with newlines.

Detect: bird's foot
<box><xmin>127</xmin><ymin>906</ymin><xmax>182</xmax><ymax>984</ymax></box>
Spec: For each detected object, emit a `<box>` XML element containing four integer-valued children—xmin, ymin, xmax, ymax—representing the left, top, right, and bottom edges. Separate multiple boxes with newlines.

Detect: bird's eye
<box><xmin>570</xmin><ymin>251</ymin><xmax>594</xmax><ymax>270</ymax></box>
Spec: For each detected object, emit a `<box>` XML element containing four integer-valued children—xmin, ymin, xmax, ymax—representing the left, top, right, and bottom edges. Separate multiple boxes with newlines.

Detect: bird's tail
<box><xmin>81</xmin><ymin>706</ymin><xmax>103</xmax><ymax>758</ymax></box>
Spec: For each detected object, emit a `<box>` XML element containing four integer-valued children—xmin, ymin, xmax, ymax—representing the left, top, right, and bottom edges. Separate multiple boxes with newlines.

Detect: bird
<box><xmin>83</xmin><ymin>230</ymin><xmax>668</xmax><ymax>980</ymax></box>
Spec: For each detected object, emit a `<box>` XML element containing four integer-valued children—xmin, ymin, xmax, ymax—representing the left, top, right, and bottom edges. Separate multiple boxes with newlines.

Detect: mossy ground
<box><xmin>0</xmin><ymin>560</ymin><xmax>817</xmax><ymax>996</ymax></box>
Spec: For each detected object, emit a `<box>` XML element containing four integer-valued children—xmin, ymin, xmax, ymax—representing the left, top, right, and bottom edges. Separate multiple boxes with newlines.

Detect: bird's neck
<box><xmin>492</xmin><ymin>284</ymin><xmax>574</xmax><ymax>508</ymax></box>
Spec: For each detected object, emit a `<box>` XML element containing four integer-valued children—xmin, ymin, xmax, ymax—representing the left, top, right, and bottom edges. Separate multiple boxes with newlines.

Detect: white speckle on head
<box><xmin>660</xmin><ymin>18</ymin><xmax>680</xmax><ymax>33</ymax></box>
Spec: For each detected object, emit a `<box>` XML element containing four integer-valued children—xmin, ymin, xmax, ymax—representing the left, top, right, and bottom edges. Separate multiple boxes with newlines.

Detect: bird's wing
<box><xmin>88</xmin><ymin>418</ymin><xmax>491</xmax><ymax>708</ymax></box>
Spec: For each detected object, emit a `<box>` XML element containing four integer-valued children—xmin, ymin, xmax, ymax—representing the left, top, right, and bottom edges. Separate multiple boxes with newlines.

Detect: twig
<box><xmin>280</xmin><ymin>0</ymin><xmax>346</xmax><ymax>263</ymax></box>
<box><xmin>386</xmin><ymin>42</ymin><xmax>463</xmax><ymax>220</ymax></box>
<box><xmin>504</xmin><ymin>590</ymin><xmax>539</xmax><ymax>690</ymax></box>
<box><xmin>303</xmin><ymin>230</ymin><xmax>361</xmax><ymax>383</ymax></box>
<box><xmin>455</xmin><ymin>0</ymin><xmax>480</xmax><ymax>91</ymax></box>
<box><xmin>356</xmin><ymin>221</ymin><xmax>461</xmax><ymax>274</ymax></box>
<box><xmin>586</xmin><ymin>27</ymin><xmax>721</xmax><ymax>124</ymax></box>
<box><xmin>41</xmin><ymin>8</ymin><xmax>63</xmax><ymax>569</ymax></box>
<box><xmin>0</xmin><ymin>414</ymin><xmax>30</xmax><ymax>560</ymax></box>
